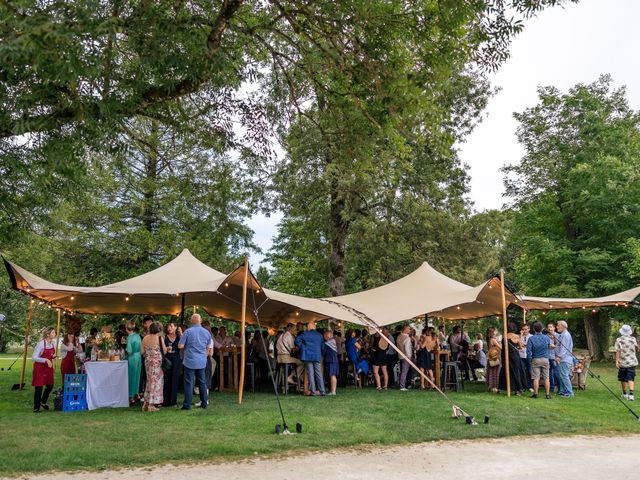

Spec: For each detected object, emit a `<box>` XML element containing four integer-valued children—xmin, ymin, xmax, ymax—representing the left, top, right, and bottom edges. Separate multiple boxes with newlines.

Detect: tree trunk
<box><xmin>583</xmin><ymin>311</ymin><xmax>610</xmax><ymax>361</ymax></box>
<box><xmin>142</xmin><ymin>124</ymin><xmax>159</xmax><ymax>234</ymax></box>
<box><xmin>328</xmin><ymin>184</ymin><xmax>349</xmax><ymax>297</ymax></box>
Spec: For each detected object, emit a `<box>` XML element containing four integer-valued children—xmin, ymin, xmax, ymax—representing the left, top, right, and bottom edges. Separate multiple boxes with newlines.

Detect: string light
<box><xmin>225</xmin><ymin>282</ymin><xmax>229</xmax><ymax>287</ymax></box>
<box><xmin>592</xmin><ymin>309</ymin><xmax>597</xmax><ymax>313</ymax></box>
<box><xmin>70</xmin><ymin>296</ymin><xmax>75</xmax><ymax>300</ymax></box>
<box><xmin>125</xmin><ymin>296</ymin><xmax>130</xmax><ymax>301</ymax></box>
<box><xmin>26</xmin><ymin>288</ymin><xmax>31</xmax><ymax>293</ymax></box>
<box><xmin>295</xmin><ymin>311</ymin><xmax>300</xmax><ymax>316</ymax></box>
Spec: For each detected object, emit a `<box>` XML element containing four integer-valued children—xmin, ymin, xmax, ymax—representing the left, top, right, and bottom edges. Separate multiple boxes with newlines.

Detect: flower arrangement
<box><xmin>96</xmin><ymin>332</ymin><xmax>115</xmax><ymax>353</ymax></box>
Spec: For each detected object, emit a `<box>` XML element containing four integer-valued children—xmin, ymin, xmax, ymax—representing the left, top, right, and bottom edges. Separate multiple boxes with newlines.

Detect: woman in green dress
<box><xmin>125</xmin><ymin>321</ymin><xmax>142</xmax><ymax>404</ymax></box>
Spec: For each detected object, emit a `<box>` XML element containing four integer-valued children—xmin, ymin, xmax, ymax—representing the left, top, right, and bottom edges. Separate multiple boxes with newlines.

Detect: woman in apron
<box><xmin>32</xmin><ymin>327</ymin><xmax>56</xmax><ymax>412</ymax></box>
<box><xmin>59</xmin><ymin>332</ymin><xmax>79</xmax><ymax>384</ymax></box>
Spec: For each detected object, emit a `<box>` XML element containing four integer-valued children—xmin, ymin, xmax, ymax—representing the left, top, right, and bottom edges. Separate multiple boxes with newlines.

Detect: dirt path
<box><xmin>11</xmin><ymin>434</ymin><xmax>637</xmax><ymax>480</ymax></box>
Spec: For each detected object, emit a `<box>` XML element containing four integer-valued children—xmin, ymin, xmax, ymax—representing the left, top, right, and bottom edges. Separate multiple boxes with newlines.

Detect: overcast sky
<box><xmin>247</xmin><ymin>0</ymin><xmax>640</xmax><ymax>267</ymax></box>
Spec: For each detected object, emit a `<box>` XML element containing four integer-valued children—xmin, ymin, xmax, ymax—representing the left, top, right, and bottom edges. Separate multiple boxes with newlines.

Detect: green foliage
<box><xmin>503</xmin><ymin>76</ymin><xmax>640</xmax><ymax>355</ymax></box>
<box><xmin>504</xmin><ymin>75</ymin><xmax>640</xmax><ymax>298</ymax></box>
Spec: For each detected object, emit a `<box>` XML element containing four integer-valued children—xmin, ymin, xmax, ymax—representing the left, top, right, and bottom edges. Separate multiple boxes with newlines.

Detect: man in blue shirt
<box><xmin>527</xmin><ymin>322</ymin><xmax>554</xmax><ymax>399</ymax></box>
<box><xmin>178</xmin><ymin>313</ymin><xmax>213</xmax><ymax>409</ymax></box>
<box><xmin>555</xmin><ymin>320</ymin><xmax>574</xmax><ymax>397</ymax></box>
<box><xmin>295</xmin><ymin>321</ymin><xmax>326</xmax><ymax>396</ymax></box>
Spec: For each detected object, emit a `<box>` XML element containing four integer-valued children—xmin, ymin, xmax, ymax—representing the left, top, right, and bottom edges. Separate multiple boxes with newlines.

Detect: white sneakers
<box><xmin>400</xmin><ymin>388</ymin><xmax>409</xmax><ymax>392</ymax></box>
<box><xmin>622</xmin><ymin>393</ymin><xmax>635</xmax><ymax>401</ymax></box>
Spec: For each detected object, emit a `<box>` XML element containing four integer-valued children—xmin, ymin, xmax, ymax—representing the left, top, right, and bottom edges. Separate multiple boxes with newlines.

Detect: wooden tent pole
<box><xmin>500</xmin><ymin>269</ymin><xmax>511</xmax><ymax>398</ymax></box>
<box><xmin>237</xmin><ymin>256</ymin><xmax>249</xmax><ymax>404</ymax></box>
<box><xmin>180</xmin><ymin>294</ymin><xmax>185</xmax><ymax>324</ymax></box>
<box><xmin>19</xmin><ymin>300</ymin><xmax>34</xmax><ymax>390</ymax></box>
<box><xmin>54</xmin><ymin>308</ymin><xmax>61</xmax><ymax>362</ymax></box>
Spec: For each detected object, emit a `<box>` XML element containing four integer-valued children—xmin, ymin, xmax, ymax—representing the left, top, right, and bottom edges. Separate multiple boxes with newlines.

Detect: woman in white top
<box><xmin>32</xmin><ymin>327</ymin><xmax>57</xmax><ymax>412</ymax></box>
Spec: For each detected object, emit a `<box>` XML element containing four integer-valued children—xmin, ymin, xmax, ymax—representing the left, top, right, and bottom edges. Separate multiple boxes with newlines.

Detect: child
<box><xmin>615</xmin><ymin>324</ymin><xmax>638</xmax><ymax>401</ymax></box>
<box><xmin>323</xmin><ymin>330</ymin><xmax>338</xmax><ymax>395</ymax></box>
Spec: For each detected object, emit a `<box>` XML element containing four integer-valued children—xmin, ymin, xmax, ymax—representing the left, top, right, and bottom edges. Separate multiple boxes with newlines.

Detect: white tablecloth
<box><xmin>85</xmin><ymin>361</ymin><xmax>129</xmax><ymax>410</ymax></box>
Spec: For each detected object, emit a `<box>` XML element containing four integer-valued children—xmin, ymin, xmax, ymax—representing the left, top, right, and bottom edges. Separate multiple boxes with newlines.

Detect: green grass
<box><xmin>0</xmin><ymin>354</ymin><xmax>639</xmax><ymax>476</ymax></box>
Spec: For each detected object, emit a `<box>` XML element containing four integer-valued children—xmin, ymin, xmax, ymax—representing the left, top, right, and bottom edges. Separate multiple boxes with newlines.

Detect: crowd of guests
<box><xmin>483</xmin><ymin>320</ymin><xmax>576</xmax><ymax>398</ymax></box>
<box><xmin>32</xmin><ymin>312</ymin><xmax>612</xmax><ymax>412</ymax></box>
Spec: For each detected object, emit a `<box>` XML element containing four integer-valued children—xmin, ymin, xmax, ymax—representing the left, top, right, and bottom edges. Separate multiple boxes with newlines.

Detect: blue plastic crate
<box><xmin>62</xmin><ymin>374</ymin><xmax>87</xmax><ymax>412</ymax></box>
<box><xmin>63</xmin><ymin>392</ymin><xmax>87</xmax><ymax>412</ymax></box>
<box><xmin>63</xmin><ymin>374</ymin><xmax>87</xmax><ymax>394</ymax></box>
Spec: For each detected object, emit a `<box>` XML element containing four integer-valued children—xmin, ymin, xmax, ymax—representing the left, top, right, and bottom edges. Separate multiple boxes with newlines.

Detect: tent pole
<box><xmin>523</xmin><ymin>307</ymin><xmax>527</xmax><ymax>325</ymax></box>
<box><xmin>19</xmin><ymin>299</ymin><xmax>34</xmax><ymax>390</ymax></box>
<box><xmin>54</xmin><ymin>308</ymin><xmax>61</xmax><ymax>362</ymax></box>
<box><xmin>180</xmin><ymin>294</ymin><xmax>185</xmax><ymax>324</ymax></box>
<box><xmin>238</xmin><ymin>256</ymin><xmax>249</xmax><ymax>405</ymax></box>
<box><xmin>500</xmin><ymin>269</ymin><xmax>511</xmax><ymax>398</ymax></box>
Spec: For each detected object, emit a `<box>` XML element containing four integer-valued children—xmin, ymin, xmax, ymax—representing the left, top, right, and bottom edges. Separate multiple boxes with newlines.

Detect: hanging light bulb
<box><xmin>70</xmin><ymin>296</ymin><xmax>75</xmax><ymax>301</ymax></box>
<box><xmin>225</xmin><ymin>282</ymin><xmax>229</xmax><ymax>287</ymax></box>
<box><xmin>125</xmin><ymin>296</ymin><xmax>130</xmax><ymax>302</ymax></box>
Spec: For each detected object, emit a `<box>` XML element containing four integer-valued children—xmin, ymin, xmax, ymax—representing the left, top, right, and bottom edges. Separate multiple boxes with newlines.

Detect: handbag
<box><xmin>160</xmin><ymin>337</ymin><xmax>172</xmax><ymax>372</ymax></box>
<box><xmin>487</xmin><ymin>346</ymin><xmax>501</xmax><ymax>367</ymax></box>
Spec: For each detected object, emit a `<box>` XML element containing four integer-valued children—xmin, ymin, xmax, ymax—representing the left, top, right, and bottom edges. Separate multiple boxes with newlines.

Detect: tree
<box><xmin>503</xmin><ymin>75</ymin><xmax>640</xmax><ymax>360</ymax></box>
<box><xmin>266</xmin><ymin>1</ymin><xmax>568</xmax><ymax>297</ymax></box>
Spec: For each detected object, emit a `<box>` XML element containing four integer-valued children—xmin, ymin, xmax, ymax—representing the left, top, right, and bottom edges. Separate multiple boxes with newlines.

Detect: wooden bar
<box><xmin>219</xmin><ymin>346</ymin><xmax>240</xmax><ymax>392</ymax></box>
<box><xmin>218</xmin><ymin>349</ymin><xmax>225</xmax><ymax>391</ymax></box>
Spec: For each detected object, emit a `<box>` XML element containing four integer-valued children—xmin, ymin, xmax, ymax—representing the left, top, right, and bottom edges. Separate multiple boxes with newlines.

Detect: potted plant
<box><xmin>96</xmin><ymin>332</ymin><xmax>115</xmax><ymax>361</ymax></box>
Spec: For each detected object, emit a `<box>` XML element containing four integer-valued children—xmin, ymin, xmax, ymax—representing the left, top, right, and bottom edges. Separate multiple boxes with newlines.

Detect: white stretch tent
<box><xmin>3</xmin><ymin>251</ymin><xmax>526</xmax><ymax>325</ymax></box>
<box><xmin>6</xmin><ymin>250</ymin><xmax>639</xmax><ymax>327</ymax></box>
<box><xmin>326</xmin><ymin>262</ymin><xmax>523</xmax><ymax>324</ymax></box>
<box><xmin>520</xmin><ymin>286</ymin><xmax>640</xmax><ymax>311</ymax></box>
<box><xmin>3</xmin><ymin>250</ymin><xmax>362</xmax><ymax>326</ymax></box>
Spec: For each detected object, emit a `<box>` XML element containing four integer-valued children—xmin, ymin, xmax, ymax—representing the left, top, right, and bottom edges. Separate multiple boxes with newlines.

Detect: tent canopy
<box><xmin>520</xmin><ymin>286</ymin><xmax>640</xmax><ymax>311</ymax></box>
<box><xmin>3</xmin><ymin>250</ymin><xmax>362</xmax><ymax>326</ymax></box>
<box><xmin>325</xmin><ymin>263</ymin><xmax>522</xmax><ymax>324</ymax></box>
<box><xmin>7</xmin><ymin>250</ymin><xmax>638</xmax><ymax>328</ymax></box>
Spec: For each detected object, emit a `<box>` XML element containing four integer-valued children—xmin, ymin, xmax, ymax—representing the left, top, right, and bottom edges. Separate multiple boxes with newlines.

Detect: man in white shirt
<box><xmin>396</xmin><ymin>325</ymin><xmax>413</xmax><ymax>391</ymax></box>
<box><xmin>276</xmin><ymin>323</ymin><xmax>303</xmax><ymax>384</ymax></box>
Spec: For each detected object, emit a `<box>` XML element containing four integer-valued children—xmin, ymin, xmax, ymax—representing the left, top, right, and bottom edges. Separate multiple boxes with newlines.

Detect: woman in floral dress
<box><xmin>141</xmin><ymin>321</ymin><xmax>166</xmax><ymax>411</ymax></box>
<box><xmin>485</xmin><ymin>327</ymin><xmax>502</xmax><ymax>393</ymax></box>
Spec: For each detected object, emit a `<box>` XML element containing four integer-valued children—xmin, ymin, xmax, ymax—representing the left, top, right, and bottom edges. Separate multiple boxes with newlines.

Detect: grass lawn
<box><xmin>1</xmin><ymin>354</ymin><xmax>639</xmax><ymax>476</ymax></box>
